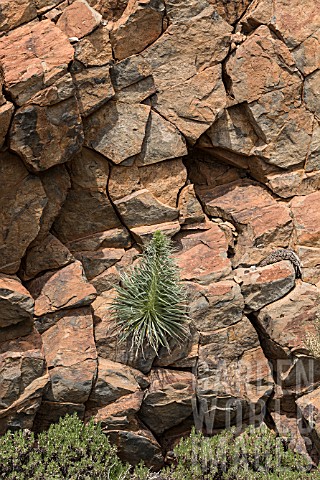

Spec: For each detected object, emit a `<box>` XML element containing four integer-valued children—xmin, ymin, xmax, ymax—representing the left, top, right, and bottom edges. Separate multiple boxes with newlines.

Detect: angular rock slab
<box><xmin>53</xmin><ymin>148</ymin><xmax>121</xmax><ymax>244</ymax></box>
<box><xmin>88</xmin><ymin>392</ymin><xmax>164</xmax><ymax>469</ymax></box>
<box><xmin>0</xmin><ymin>151</ymin><xmax>47</xmax><ymax>274</ymax></box>
<box><xmin>86</xmin><ymin>358</ymin><xmax>143</xmax><ymax>409</ymax></box>
<box><xmin>197</xmin><ymin>317</ymin><xmax>273</xmax><ymax>428</ymax></box>
<box><xmin>291</xmin><ymin>191</ymin><xmax>320</xmax><ymax>247</ymax></box>
<box><xmin>226</xmin><ymin>25</ymin><xmax>301</xmax><ymax>104</ymax></box>
<box><xmin>0</xmin><ymin>0</ymin><xmax>37</xmax><ymax>33</ymax></box>
<box><xmin>75</xmin><ymin>247</ymin><xmax>125</xmax><ymax>280</ymax></box>
<box><xmin>236</xmin><ymin>260</ymin><xmax>296</xmax><ymax>312</ymax></box>
<box><xmin>10</xmin><ymin>97</ymin><xmax>84</xmax><ymax>172</ymax></box>
<box><xmin>174</xmin><ymin>224</ymin><xmax>232</xmax><ymax>284</ymax></box>
<box><xmin>21</xmin><ymin>234</ymin><xmax>74</xmax><ymax>281</ymax></box>
<box><xmin>139</xmin><ymin>369</ymin><xmax>195</xmax><ymax>434</ymax></box>
<box><xmin>188</xmin><ymin>280</ymin><xmax>244</xmax><ymax>332</ymax></box>
<box><xmin>0</xmin><ymin>102</ymin><xmax>14</xmax><ymax>148</ymax></box>
<box><xmin>57</xmin><ymin>0</ymin><xmax>102</xmax><ymax>39</ymax></box>
<box><xmin>0</xmin><ymin>19</ymin><xmax>74</xmax><ymax>105</ymax></box>
<box><xmin>0</xmin><ymin>274</ymin><xmax>34</xmax><ymax>328</ymax></box>
<box><xmin>73</xmin><ymin>66</ymin><xmax>115</xmax><ymax>117</ymax></box>
<box><xmin>142</xmin><ymin>3</ymin><xmax>231</xmax><ymax>142</ymax></box>
<box><xmin>110</xmin><ymin>0</ymin><xmax>165</xmax><ymax>60</ymax></box>
<box><xmin>0</xmin><ymin>328</ymin><xmax>48</xmax><ymax>433</ymax></box>
<box><xmin>197</xmin><ymin>179</ymin><xmax>292</xmax><ymax>266</ymax></box>
<box><xmin>27</xmin><ymin>261</ymin><xmax>96</xmax><ymax>316</ymax></box>
<box><xmin>41</xmin><ymin>307</ymin><xmax>97</xmax><ymax>403</ymax></box>
<box><xmin>74</xmin><ymin>25</ymin><xmax>113</xmax><ymax>67</ymax></box>
<box><xmin>84</xmin><ymin>101</ymin><xmax>150</xmax><ymax>164</ymax></box>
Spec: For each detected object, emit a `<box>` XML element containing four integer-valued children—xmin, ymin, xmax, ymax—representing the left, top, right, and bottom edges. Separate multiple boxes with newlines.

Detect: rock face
<box><xmin>0</xmin><ymin>0</ymin><xmax>320</xmax><ymax>470</ymax></box>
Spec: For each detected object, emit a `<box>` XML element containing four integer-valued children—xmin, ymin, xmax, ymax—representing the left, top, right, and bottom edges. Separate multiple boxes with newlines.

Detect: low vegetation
<box><xmin>1</xmin><ymin>414</ymin><xmax>320</xmax><ymax>479</ymax></box>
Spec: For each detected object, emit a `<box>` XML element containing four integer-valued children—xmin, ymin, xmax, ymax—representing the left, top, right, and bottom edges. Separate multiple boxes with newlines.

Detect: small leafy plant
<box><xmin>0</xmin><ymin>414</ymin><xmax>130</xmax><ymax>480</ymax></box>
<box><xmin>112</xmin><ymin>230</ymin><xmax>188</xmax><ymax>357</ymax></box>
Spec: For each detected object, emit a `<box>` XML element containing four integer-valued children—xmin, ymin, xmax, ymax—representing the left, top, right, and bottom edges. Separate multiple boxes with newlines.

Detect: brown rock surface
<box><xmin>41</xmin><ymin>307</ymin><xmax>97</xmax><ymax>403</ymax></box>
<box><xmin>175</xmin><ymin>225</ymin><xmax>232</xmax><ymax>284</ymax></box>
<box><xmin>84</xmin><ymin>101</ymin><xmax>150</xmax><ymax>164</ymax></box>
<box><xmin>73</xmin><ymin>66</ymin><xmax>115</xmax><ymax>117</ymax></box>
<box><xmin>0</xmin><ymin>20</ymin><xmax>74</xmax><ymax>105</ymax></box>
<box><xmin>188</xmin><ymin>280</ymin><xmax>244</xmax><ymax>331</ymax></box>
<box><xmin>57</xmin><ymin>0</ymin><xmax>102</xmax><ymax>39</ymax></box>
<box><xmin>0</xmin><ymin>329</ymin><xmax>47</xmax><ymax>433</ymax></box>
<box><xmin>53</xmin><ymin>148</ymin><xmax>121</xmax><ymax>244</ymax></box>
<box><xmin>86</xmin><ymin>358</ymin><xmax>142</xmax><ymax>408</ymax></box>
<box><xmin>0</xmin><ymin>0</ymin><xmax>37</xmax><ymax>33</ymax></box>
<box><xmin>0</xmin><ymin>274</ymin><xmax>34</xmax><ymax>328</ymax></box>
<box><xmin>74</xmin><ymin>25</ymin><xmax>113</xmax><ymax>66</ymax></box>
<box><xmin>110</xmin><ymin>0</ymin><xmax>165</xmax><ymax>61</ymax></box>
<box><xmin>10</xmin><ymin>98</ymin><xmax>84</xmax><ymax>172</ymax></box>
<box><xmin>75</xmin><ymin>247</ymin><xmax>125</xmax><ymax>280</ymax></box>
<box><xmin>27</xmin><ymin>261</ymin><xmax>96</xmax><ymax>316</ymax></box>
<box><xmin>236</xmin><ymin>261</ymin><xmax>296</xmax><ymax>312</ymax></box>
<box><xmin>197</xmin><ymin>179</ymin><xmax>292</xmax><ymax>266</ymax></box>
<box><xmin>178</xmin><ymin>184</ymin><xmax>206</xmax><ymax>226</ymax></box>
<box><xmin>0</xmin><ymin>102</ymin><xmax>14</xmax><ymax>148</ymax></box>
<box><xmin>140</xmin><ymin>369</ymin><xmax>195</xmax><ymax>434</ymax></box>
<box><xmin>0</xmin><ymin>151</ymin><xmax>47</xmax><ymax>274</ymax></box>
<box><xmin>291</xmin><ymin>192</ymin><xmax>320</xmax><ymax>247</ymax></box>
<box><xmin>21</xmin><ymin>234</ymin><xmax>74</xmax><ymax>281</ymax></box>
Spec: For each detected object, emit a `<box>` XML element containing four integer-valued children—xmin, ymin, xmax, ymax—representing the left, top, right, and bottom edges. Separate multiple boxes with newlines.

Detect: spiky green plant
<box><xmin>112</xmin><ymin>230</ymin><xmax>189</xmax><ymax>357</ymax></box>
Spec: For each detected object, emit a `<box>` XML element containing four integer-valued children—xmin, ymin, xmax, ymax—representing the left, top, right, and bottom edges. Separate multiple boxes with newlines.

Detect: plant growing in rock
<box><xmin>112</xmin><ymin>230</ymin><xmax>189</xmax><ymax>357</ymax></box>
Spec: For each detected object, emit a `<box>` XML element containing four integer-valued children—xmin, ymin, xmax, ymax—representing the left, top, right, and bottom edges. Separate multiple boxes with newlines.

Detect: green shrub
<box><xmin>112</xmin><ymin>230</ymin><xmax>188</xmax><ymax>357</ymax></box>
<box><xmin>0</xmin><ymin>414</ymin><xmax>130</xmax><ymax>480</ymax></box>
<box><xmin>162</xmin><ymin>424</ymin><xmax>318</xmax><ymax>480</ymax></box>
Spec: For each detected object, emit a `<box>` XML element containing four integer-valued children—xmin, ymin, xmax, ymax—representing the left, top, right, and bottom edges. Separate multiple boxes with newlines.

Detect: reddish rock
<box><xmin>10</xmin><ymin>97</ymin><xmax>84</xmax><ymax>172</ymax></box>
<box><xmin>226</xmin><ymin>26</ymin><xmax>301</xmax><ymax>104</ymax></box>
<box><xmin>0</xmin><ymin>0</ymin><xmax>37</xmax><ymax>33</ymax></box>
<box><xmin>236</xmin><ymin>260</ymin><xmax>296</xmax><ymax>312</ymax></box>
<box><xmin>0</xmin><ymin>329</ymin><xmax>47</xmax><ymax>433</ymax></box>
<box><xmin>53</xmin><ymin>148</ymin><xmax>121</xmax><ymax>244</ymax></box>
<box><xmin>257</xmin><ymin>282</ymin><xmax>319</xmax><ymax>353</ymax></box>
<box><xmin>21</xmin><ymin>234</ymin><xmax>74</xmax><ymax>281</ymax></box>
<box><xmin>293</xmin><ymin>31</ymin><xmax>320</xmax><ymax>76</ymax></box>
<box><xmin>143</xmin><ymin>3</ymin><xmax>231</xmax><ymax>142</ymax></box>
<box><xmin>266</xmin><ymin>170</ymin><xmax>320</xmax><ymax>199</ymax></box>
<box><xmin>0</xmin><ymin>151</ymin><xmax>47</xmax><ymax>274</ymax></box>
<box><xmin>291</xmin><ymin>192</ymin><xmax>320</xmax><ymax>247</ymax></box>
<box><xmin>86</xmin><ymin>358</ymin><xmax>142</xmax><ymax>409</ymax></box>
<box><xmin>188</xmin><ymin>280</ymin><xmax>244</xmax><ymax>332</ymax></box>
<box><xmin>297</xmin><ymin>246</ymin><xmax>320</xmax><ymax>284</ymax></box>
<box><xmin>38</xmin><ymin>163</ymin><xmax>71</xmax><ymax>240</ymax></box>
<box><xmin>75</xmin><ymin>247</ymin><xmax>125</xmax><ymax>280</ymax></box>
<box><xmin>0</xmin><ymin>274</ymin><xmax>34</xmax><ymax>328</ymax></box>
<box><xmin>26</xmin><ymin>73</ymin><xmax>75</xmax><ymax>107</ymax></box>
<box><xmin>111</xmin><ymin>55</ymin><xmax>156</xmax><ymax>104</ymax></box>
<box><xmin>297</xmin><ymin>388</ymin><xmax>320</xmax><ymax>446</ymax></box>
<box><xmin>131</xmin><ymin>221</ymin><xmax>181</xmax><ymax>246</ymax></box>
<box><xmin>88</xmin><ymin>392</ymin><xmax>164</xmax><ymax>468</ymax></box>
<box><xmin>41</xmin><ymin>307</ymin><xmax>97</xmax><ymax>403</ymax></box>
<box><xmin>86</xmin><ymin>0</ymin><xmax>129</xmax><ymax>21</ymax></box>
<box><xmin>66</xmin><ymin>227</ymin><xmax>131</xmax><ymax>253</ymax></box>
<box><xmin>0</xmin><ymin>20</ymin><xmax>74</xmax><ymax>105</ymax></box>
<box><xmin>304</xmin><ymin>70</ymin><xmax>320</xmax><ymax>116</ymax></box>
<box><xmin>110</xmin><ymin>0</ymin><xmax>165</xmax><ymax>60</ymax></box>
<box><xmin>73</xmin><ymin>66</ymin><xmax>115</xmax><ymax>117</ymax></box>
<box><xmin>139</xmin><ymin>369</ymin><xmax>195</xmax><ymax>434</ymax></box>
<box><xmin>136</xmin><ymin>110</ymin><xmax>187</xmax><ymax>166</ymax></box>
<box><xmin>175</xmin><ymin>225</ymin><xmax>232</xmax><ymax>284</ymax></box>
<box><xmin>74</xmin><ymin>25</ymin><xmax>113</xmax><ymax>67</ymax></box>
<box><xmin>178</xmin><ymin>184</ymin><xmax>206</xmax><ymax>226</ymax></box>
<box><xmin>209</xmin><ymin>0</ymin><xmax>252</xmax><ymax>24</ymax></box>
<box><xmin>0</xmin><ymin>102</ymin><xmax>14</xmax><ymax>148</ymax></box>
<box><xmin>197</xmin><ymin>179</ymin><xmax>293</xmax><ymax>266</ymax></box>
<box><xmin>27</xmin><ymin>261</ymin><xmax>96</xmax><ymax>316</ymax></box>
<box><xmin>84</xmin><ymin>101</ymin><xmax>150</xmax><ymax>164</ymax></box>
<box><xmin>57</xmin><ymin>0</ymin><xmax>102</xmax><ymax>39</ymax></box>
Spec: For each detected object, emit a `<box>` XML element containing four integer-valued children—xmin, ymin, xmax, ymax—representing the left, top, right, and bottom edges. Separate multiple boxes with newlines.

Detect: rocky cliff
<box><xmin>0</xmin><ymin>0</ymin><xmax>320</xmax><ymax>468</ymax></box>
